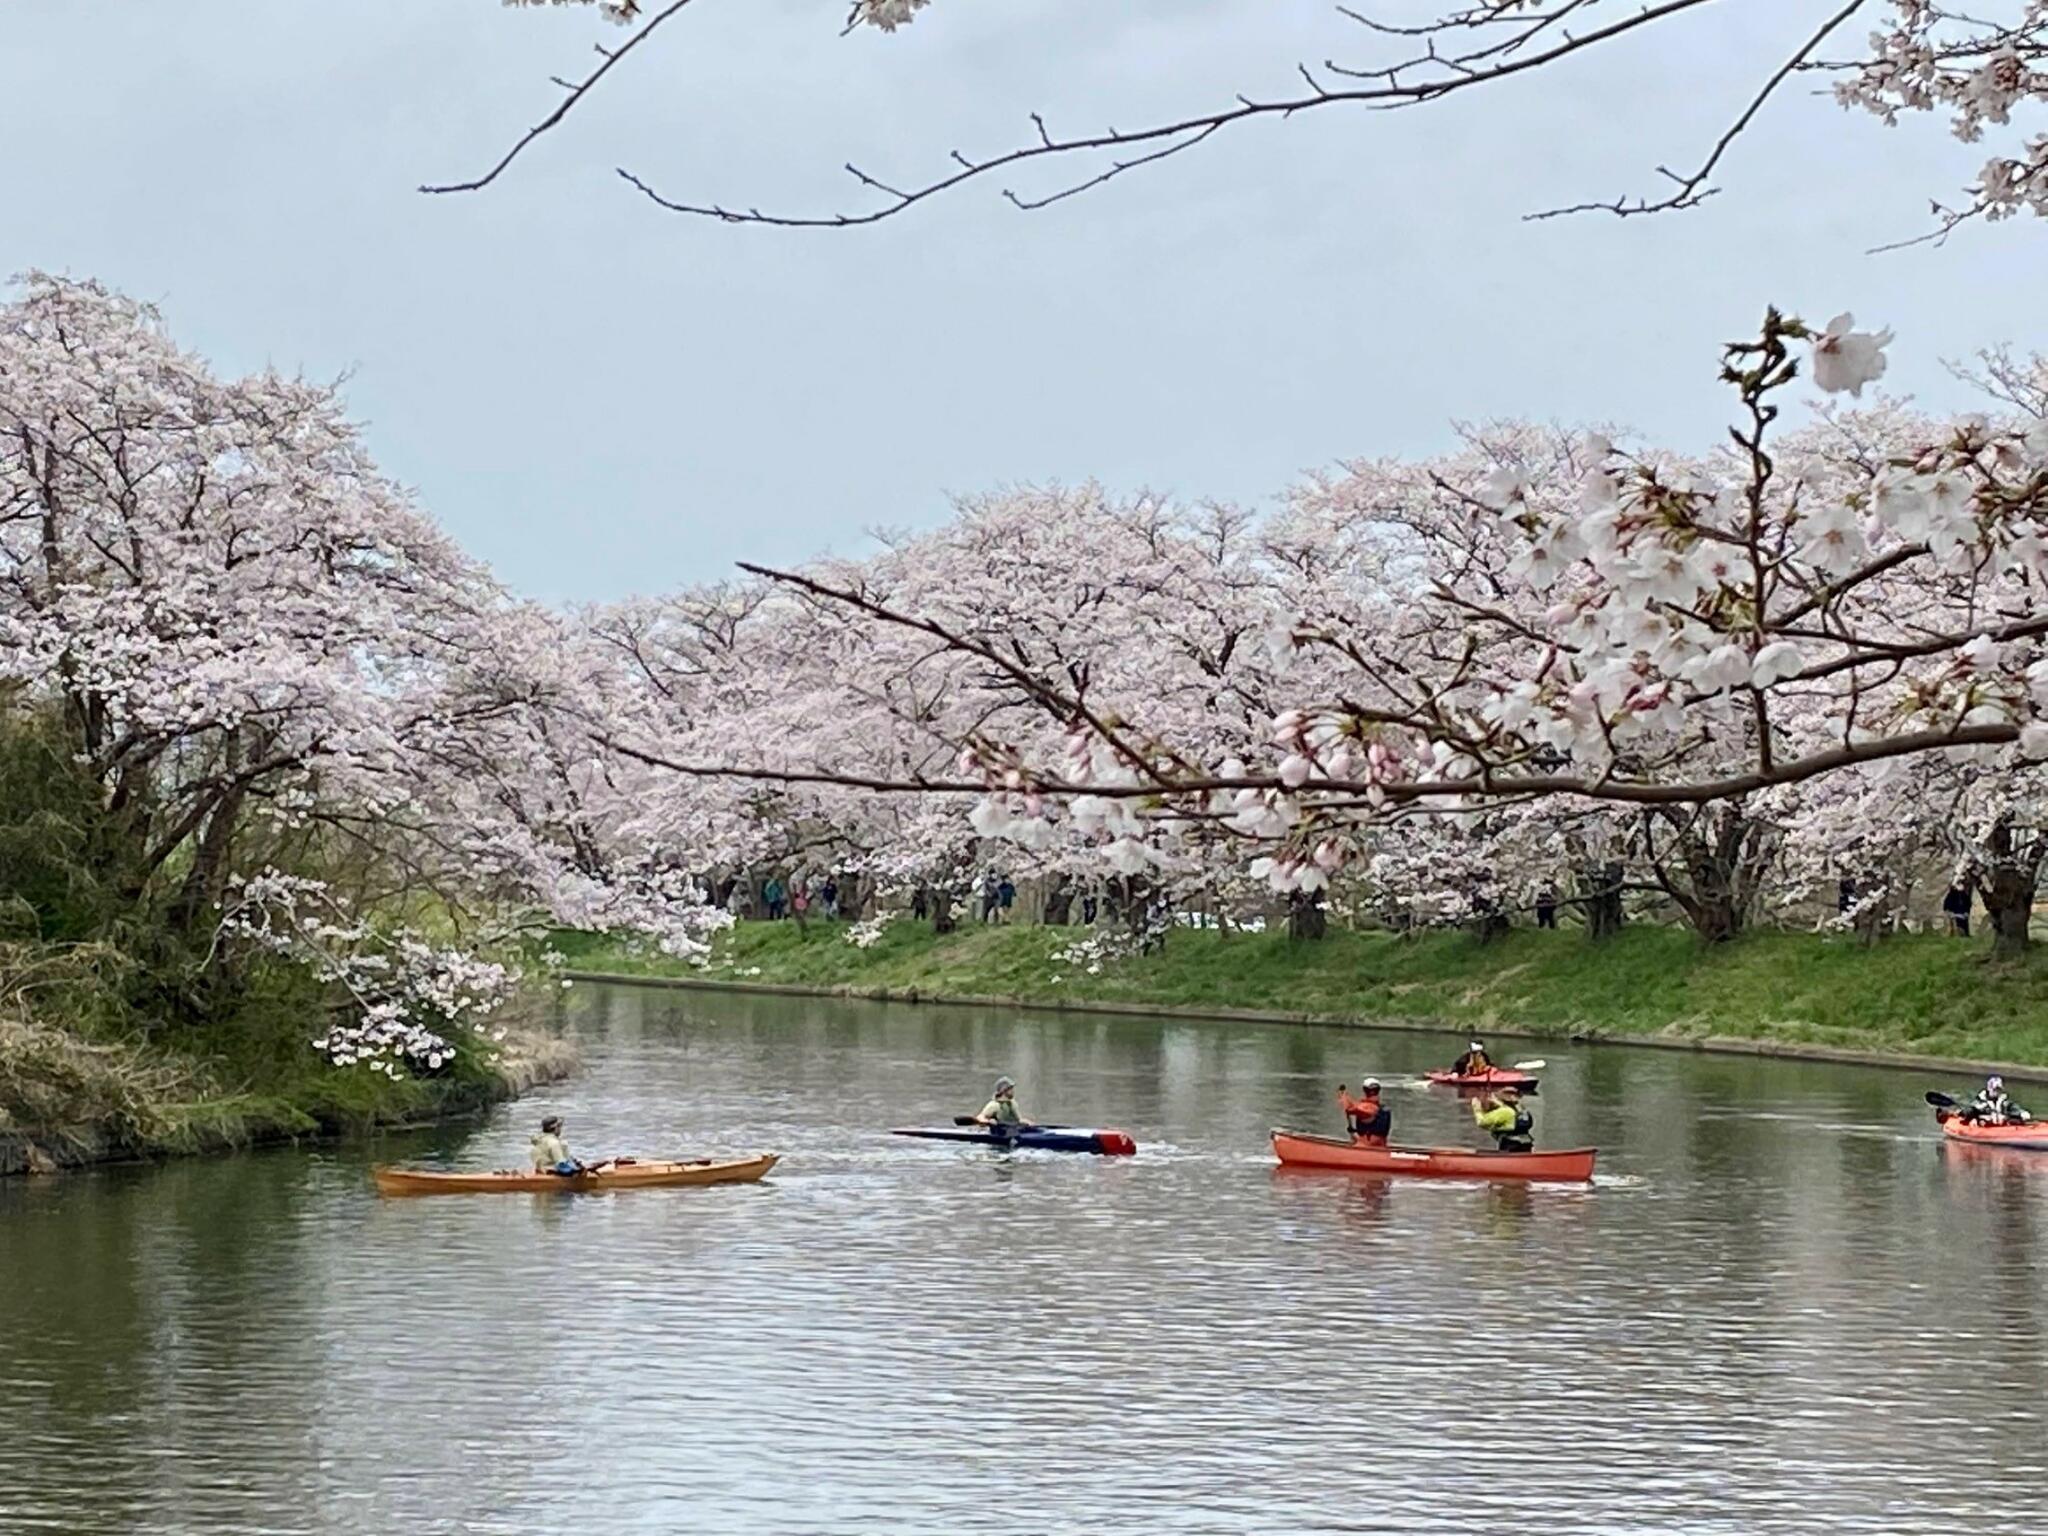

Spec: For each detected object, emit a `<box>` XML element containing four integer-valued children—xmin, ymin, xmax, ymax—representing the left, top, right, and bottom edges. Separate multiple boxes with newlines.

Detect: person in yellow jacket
<box><xmin>1472</xmin><ymin>1087</ymin><xmax>1535</xmax><ymax>1153</ymax></box>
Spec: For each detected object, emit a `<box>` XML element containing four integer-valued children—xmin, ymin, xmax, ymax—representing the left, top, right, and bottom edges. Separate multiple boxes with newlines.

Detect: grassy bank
<box><xmin>556</xmin><ymin>920</ymin><xmax>2048</xmax><ymax>1071</ymax></box>
<box><xmin>0</xmin><ymin>966</ymin><xmax>572</xmax><ymax>1175</ymax></box>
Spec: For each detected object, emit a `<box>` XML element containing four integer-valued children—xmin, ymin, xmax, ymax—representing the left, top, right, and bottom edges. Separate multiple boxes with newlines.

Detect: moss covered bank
<box><xmin>0</xmin><ymin>995</ymin><xmax>572</xmax><ymax>1176</ymax></box>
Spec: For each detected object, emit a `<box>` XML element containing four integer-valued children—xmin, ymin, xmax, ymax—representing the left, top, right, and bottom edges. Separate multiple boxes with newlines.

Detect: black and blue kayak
<box><xmin>891</xmin><ymin>1124</ymin><xmax>1138</xmax><ymax>1156</ymax></box>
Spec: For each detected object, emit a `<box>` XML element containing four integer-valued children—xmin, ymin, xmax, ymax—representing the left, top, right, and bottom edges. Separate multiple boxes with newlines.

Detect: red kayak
<box><xmin>1425</xmin><ymin>1067</ymin><xmax>1539</xmax><ymax>1091</ymax></box>
<box><xmin>1271</xmin><ymin>1129</ymin><xmax>1595</xmax><ymax>1182</ymax></box>
<box><xmin>1936</xmin><ymin>1109</ymin><xmax>2048</xmax><ymax>1150</ymax></box>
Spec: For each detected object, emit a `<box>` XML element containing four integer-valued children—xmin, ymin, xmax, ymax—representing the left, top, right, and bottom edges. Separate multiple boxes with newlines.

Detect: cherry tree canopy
<box><xmin>0</xmin><ymin>273</ymin><xmax>727</xmax><ymax>1071</ymax></box>
<box><xmin>616</xmin><ymin>309</ymin><xmax>2048</xmax><ymax>944</ymax></box>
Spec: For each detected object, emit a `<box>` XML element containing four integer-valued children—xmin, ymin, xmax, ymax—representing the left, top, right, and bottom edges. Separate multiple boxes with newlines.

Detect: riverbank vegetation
<box><xmin>558</xmin><ymin>919</ymin><xmax>2048</xmax><ymax>1071</ymax></box>
<box><xmin>0</xmin><ymin>276</ymin><xmax>659</xmax><ymax>1169</ymax></box>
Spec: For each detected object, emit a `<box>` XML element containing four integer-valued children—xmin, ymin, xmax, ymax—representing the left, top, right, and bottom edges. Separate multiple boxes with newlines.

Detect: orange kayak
<box><xmin>1936</xmin><ymin>1111</ymin><xmax>2048</xmax><ymax>1150</ymax></box>
<box><xmin>371</xmin><ymin>1153</ymin><xmax>779</xmax><ymax>1196</ymax></box>
<box><xmin>1271</xmin><ymin>1129</ymin><xmax>1595</xmax><ymax>1182</ymax></box>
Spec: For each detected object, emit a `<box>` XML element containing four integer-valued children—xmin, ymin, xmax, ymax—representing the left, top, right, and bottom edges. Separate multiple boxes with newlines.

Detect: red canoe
<box><xmin>1425</xmin><ymin>1068</ymin><xmax>1540</xmax><ymax>1091</ymax></box>
<box><xmin>1271</xmin><ymin>1129</ymin><xmax>1596</xmax><ymax>1182</ymax></box>
<box><xmin>1937</xmin><ymin>1110</ymin><xmax>2048</xmax><ymax>1150</ymax></box>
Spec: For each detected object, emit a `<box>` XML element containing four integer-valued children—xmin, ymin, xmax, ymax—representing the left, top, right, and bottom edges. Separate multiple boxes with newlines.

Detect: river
<box><xmin>9</xmin><ymin>980</ymin><xmax>2048</xmax><ymax>1533</ymax></box>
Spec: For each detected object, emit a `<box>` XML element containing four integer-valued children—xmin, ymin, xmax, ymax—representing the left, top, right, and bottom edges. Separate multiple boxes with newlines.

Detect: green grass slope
<box><xmin>556</xmin><ymin>920</ymin><xmax>2048</xmax><ymax>1069</ymax></box>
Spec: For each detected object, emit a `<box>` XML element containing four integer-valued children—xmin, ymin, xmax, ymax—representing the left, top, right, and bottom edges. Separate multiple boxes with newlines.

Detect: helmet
<box><xmin>993</xmin><ymin>1076</ymin><xmax>1015</xmax><ymax>1095</ymax></box>
<box><xmin>540</xmin><ymin>1115</ymin><xmax>562</xmax><ymax>1133</ymax></box>
<box><xmin>1468</xmin><ymin>1039</ymin><xmax>1485</xmax><ymax>1050</ymax></box>
<box><xmin>1987</xmin><ymin>1075</ymin><xmax>2005</xmax><ymax>1092</ymax></box>
<box><xmin>1361</xmin><ymin>1077</ymin><xmax>1381</xmax><ymax>1092</ymax></box>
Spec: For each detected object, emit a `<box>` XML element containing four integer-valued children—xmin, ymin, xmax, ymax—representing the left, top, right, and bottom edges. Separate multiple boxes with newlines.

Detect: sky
<box><xmin>5</xmin><ymin>0</ymin><xmax>2046</xmax><ymax>603</ymax></box>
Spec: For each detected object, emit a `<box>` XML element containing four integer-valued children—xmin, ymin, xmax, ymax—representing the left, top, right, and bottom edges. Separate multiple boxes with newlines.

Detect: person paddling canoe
<box><xmin>1472</xmin><ymin>1086</ymin><xmax>1535</xmax><ymax>1153</ymax></box>
<box><xmin>1451</xmin><ymin>1039</ymin><xmax>1493</xmax><ymax>1077</ymax></box>
<box><xmin>530</xmin><ymin>1115</ymin><xmax>584</xmax><ymax>1175</ymax></box>
<box><xmin>1336</xmin><ymin>1079</ymin><xmax>1391</xmax><ymax>1146</ymax></box>
<box><xmin>1966</xmin><ymin>1074</ymin><xmax>2032</xmax><ymax>1126</ymax></box>
<box><xmin>975</xmin><ymin>1077</ymin><xmax>1026</xmax><ymax>1132</ymax></box>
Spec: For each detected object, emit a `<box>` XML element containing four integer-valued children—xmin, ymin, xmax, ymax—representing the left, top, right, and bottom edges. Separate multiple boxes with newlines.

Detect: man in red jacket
<box><xmin>1336</xmin><ymin>1079</ymin><xmax>1391</xmax><ymax>1146</ymax></box>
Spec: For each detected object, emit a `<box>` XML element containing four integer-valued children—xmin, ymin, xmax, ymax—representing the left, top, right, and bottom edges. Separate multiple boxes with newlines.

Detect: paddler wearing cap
<box><xmin>975</xmin><ymin>1077</ymin><xmax>1025</xmax><ymax>1131</ymax></box>
<box><xmin>1335</xmin><ymin>1078</ymin><xmax>1391</xmax><ymax>1146</ymax></box>
<box><xmin>1450</xmin><ymin>1038</ymin><xmax>1493</xmax><ymax>1077</ymax></box>
<box><xmin>1472</xmin><ymin>1085</ymin><xmax>1535</xmax><ymax>1152</ymax></box>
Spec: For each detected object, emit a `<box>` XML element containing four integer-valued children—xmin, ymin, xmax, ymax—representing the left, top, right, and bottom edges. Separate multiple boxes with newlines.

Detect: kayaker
<box><xmin>1336</xmin><ymin>1079</ymin><xmax>1391</xmax><ymax>1146</ymax></box>
<box><xmin>976</xmin><ymin>1077</ymin><xmax>1026</xmax><ymax>1130</ymax></box>
<box><xmin>530</xmin><ymin>1115</ymin><xmax>583</xmax><ymax>1175</ymax></box>
<box><xmin>1472</xmin><ymin>1087</ymin><xmax>1535</xmax><ymax>1153</ymax></box>
<box><xmin>1451</xmin><ymin>1039</ymin><xmax>1493</xmax><ymax>1077</ymax></box>
<box><xmin>1967</xmin><ymin>1074</ymin><xmax>2031</xmax><ymax>1126</ymax></box>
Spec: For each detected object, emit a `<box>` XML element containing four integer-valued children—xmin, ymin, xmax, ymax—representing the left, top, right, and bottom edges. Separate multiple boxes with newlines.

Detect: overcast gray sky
<box><xmin>6</xmin><ymin>1</ymin><xmax>2046</xmax><ymax>602</ymax></box>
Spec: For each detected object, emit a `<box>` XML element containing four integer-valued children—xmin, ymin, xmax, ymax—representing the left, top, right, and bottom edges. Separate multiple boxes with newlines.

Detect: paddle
<box><xmin>1926</xmin><ymin>1090</ymin><xmax>1958</xmax><ymax>1108</ymax></box>
<box><xmin>951</xmin><ymin>1115</ymin><xmax>1040</xmax><ymax>1135</ymax></box>
<box><xmin>1512</xmin><ymin>1059</ymin><xmax>1547</xmax><ymax>1072</ymax></box>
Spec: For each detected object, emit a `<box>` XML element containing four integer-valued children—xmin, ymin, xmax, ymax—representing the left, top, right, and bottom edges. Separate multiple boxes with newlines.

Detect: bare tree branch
<box><xmin>1525</xmin><ymin>0</ymin><xmax>1872</xmax><ymax>221</ymax></box>
<box><xmin>420</xmin><ymin>0</ymin><xmax>704</xmax><ymax>197</ymax></box>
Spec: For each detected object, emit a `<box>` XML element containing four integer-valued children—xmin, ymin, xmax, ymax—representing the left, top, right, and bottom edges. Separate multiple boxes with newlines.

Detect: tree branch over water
<box><xmin>433</xmin><ymin>1</ymin><xmax>2048</xmax><ymax>240</ymax></box>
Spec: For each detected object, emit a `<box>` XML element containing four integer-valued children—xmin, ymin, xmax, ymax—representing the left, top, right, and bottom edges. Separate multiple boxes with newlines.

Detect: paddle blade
<box><xmin>1512</xmin><ymin>1059</ymin><xmax>1547</xmax><ymax>1072</ymax></box>
<box><xmin>1925</xmin><ymin>1090</ymin><xmax>1958</xmax><ymax>1108</ymax></box>
<box><xmin>952</xmin><ymin>1115</ymin><xmax>980</xmax><ymax>1126</ymax></box>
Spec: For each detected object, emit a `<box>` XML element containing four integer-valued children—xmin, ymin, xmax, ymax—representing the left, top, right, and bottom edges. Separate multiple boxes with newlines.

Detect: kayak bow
<box><xmin>1935</xmin><ymin>1109</ymin><xmax>2048</xmax><ymax>1151</ymax></box>
<box><xmin>891</xmin><ymin>1125</ymin><xmax>1137</xmax><ymax>1155</ymax></box>
<box><xmin>371</xmin><ymin>1153</ymin><xmax>779</xmax><ymax>1196</ymax></box>
<box><xmin>1271</xmin><ymin>1129</ymin><xmax>1595</xmax><ymax>1182</ymax></box>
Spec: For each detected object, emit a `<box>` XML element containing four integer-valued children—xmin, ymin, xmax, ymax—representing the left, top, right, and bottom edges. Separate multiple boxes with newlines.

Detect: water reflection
<box><xmin>9</xmin><ymin>982</ymin><xmax>2048</xmax><ymax>1532</ymax></box>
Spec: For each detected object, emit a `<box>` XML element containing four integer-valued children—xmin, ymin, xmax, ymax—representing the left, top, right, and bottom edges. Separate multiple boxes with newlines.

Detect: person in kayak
<box><xmin>975</xmin><ymin>1077</ymin><xmax>1026</xmax><ymax>1131</ymax></box>
<box><xmin>1472</xmin><ymin>1087</ymin><xmax>1535</xmax><ymax>1153</ymax></box>
<box><xmin>1451</xmin><ymin>1039</ymin><xmax>1493</xmax><ymax>1077</ymax></box>
<box><xmin>1966</xmin><ymin>1075</ymin><xmax>2032</xmax><ymax>1125</ymax></box>
<box><xmin>1336</xmin><ymin>1079</ymin><xmax>1391</xmax><ymax>1146</ymax></box>
<box><xmin>530</xmin><ymin>1115</ymin><xmax>583</xmax><ymax>1175</ymax></box>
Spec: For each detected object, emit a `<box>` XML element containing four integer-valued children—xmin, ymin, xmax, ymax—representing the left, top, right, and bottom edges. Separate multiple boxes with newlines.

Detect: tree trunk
<box><xmin>1042</xmin><ymin>876</ymin><xmax>1074</xmax><ymax>926</ymax></box>
<box><xmin>168</xmin><ymin>782</ymin><xmax>248</xmax><ymax>939</ymax></box>
<box><xmin>1578</xmin><ymin>861</ymin><xmax>1626</xmax><ymax>941</ymax></box>
<box><xmin>1980</xmin><ymin>822</ymin><xmax>2038</xmax><ymax>959</ymax></box>
<box><xmin>928</xmin><ymin>886</ymin><xmax>957</xmax><ymax>935</ymax></box>
<box><xmin>1286</xmin><ymin>890</ymin><xmax>1327</xmax><ymax>941</ymax></box>
<box><xmin>1468</xmin><ymin>901</ymin><xmax>1509</xmax><ymax>944</ymax></box>
<box><xmin>1646</xmin><ymin>805</ymin><xmax>1777</xmax><ymax>945</ymax></box>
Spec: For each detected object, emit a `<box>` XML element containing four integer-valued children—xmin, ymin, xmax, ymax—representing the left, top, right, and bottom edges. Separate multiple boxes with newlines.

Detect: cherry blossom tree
<box><xmin>630</xmin><ymin>307</ymin><xmax>2048</xmax><ymax>951</ymax></box>
<box><xmin>0</xmin><ymin>273</ymin><xmax>727</xmax><ymax>1072</ymax></box>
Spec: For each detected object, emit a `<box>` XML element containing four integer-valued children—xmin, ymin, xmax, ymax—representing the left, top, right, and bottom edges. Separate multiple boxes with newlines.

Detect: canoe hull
<box><xmin>891</xmin><ymin>1126</ymin><xmax>1137</xmax><ymax>1156</ymax></box>
<box><xmin>1271</xmin><ymin>1130</ymin><xmax>1595</xmax><ymax>1182</ymax></box>
<box><xmin>1937</xmin><ymin>1112</ymin><xmax>2048</xmax><ymax>1150</ymax></box>
<box><xmin>1425</xmin><ymin>1069</ymin><xmax>1540</xmax><ymax>1092</ymax></box>
<box><xmin>371</xmin><ymin>1153</ymin><xmax>779</xmax><ymax>1196</ymax></box>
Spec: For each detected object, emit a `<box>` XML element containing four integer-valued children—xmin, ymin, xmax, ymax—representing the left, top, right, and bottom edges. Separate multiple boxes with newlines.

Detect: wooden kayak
<box><xmin>1271</xmin><ymin>1129</ymin><xmax>1595</xmax><ymax>1182</ymax></box>
<box><xmin>891</xmin><ymin>1126</ymin><xmax>1138</xmax><ymax>1155</ymax></box>
<box><xmin>1936</xmin><ymin>1111</ymin><xmax>2048</xmax><ymax>1150</ymax></box>
<box><xmin>1425</xmin><ymin>1068</ymin><xmax>1539</xmax><ymax>1091</ymax></box>
<box><xmin>371</xmin><ymin>1153</ymin><xmax>779</xmax><ymax>1196</ymax></box>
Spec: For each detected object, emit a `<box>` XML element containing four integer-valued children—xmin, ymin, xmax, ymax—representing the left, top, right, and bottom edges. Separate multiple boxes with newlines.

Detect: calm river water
<box><xmin>10</xmin><ymin>981</ymin><xmax>2048</xmax><ymax>1533</ymax></box>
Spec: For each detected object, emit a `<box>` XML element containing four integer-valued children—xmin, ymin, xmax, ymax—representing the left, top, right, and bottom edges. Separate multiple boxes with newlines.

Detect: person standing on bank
<box><xmin>1943</xmin><ymin>880</ymin><xmax>1972</xmax><ymax>937</ymax></box>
